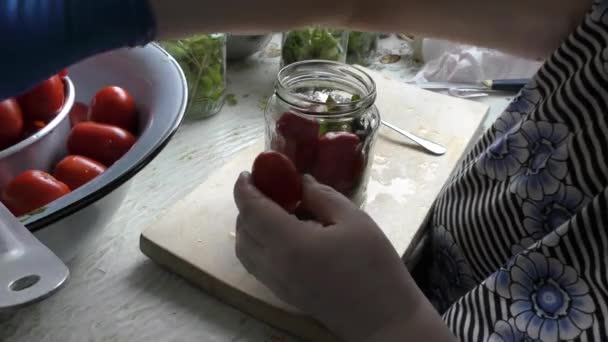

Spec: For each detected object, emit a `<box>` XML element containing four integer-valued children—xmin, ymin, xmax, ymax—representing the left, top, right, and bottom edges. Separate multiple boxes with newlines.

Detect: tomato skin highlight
<box><xmin>54</xmin><ymin>155</ymin><xmax>107</xmax><ymax>190</ymax></box>
<box><xmin>0</xmin><ymin>99</ymin><xmax>24</xmax><ymax>149</ymax></box>
<box><xmin>18</xmin><ymin>76</ymin><xmax>65</xmax><ymax>122</ymax></box>
<box><xmin>2</xmin><ymin>170</ymin><xmax>70</xmax><ymax>217</ymax></box>
<box><xmin>275</xmin><ymin>112</ymin><xmax>319</xmax><ymax>173</ymax></box>
<box><xmin>89</xmin><ymin>86</ymin><xmax>138</xmax><ymax>133</ymax></box>
<box><xmin>252</xmin><ymin>151</ymin><xmax>303</xmax><ymax>212</ymax></box>
<box><xmin>67</xmin><ymin>122</ymin><xmax>136</xmax><ymax>166</ymax></box>
<box><xmin>312</xmin><ymin>132</ymin><xmax>363</xmax><ymax>194</ymax></box>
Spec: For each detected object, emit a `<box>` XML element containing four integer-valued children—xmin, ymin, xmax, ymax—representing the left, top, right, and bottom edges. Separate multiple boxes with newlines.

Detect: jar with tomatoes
<box><xmin>265</xmin><ymin>60</ymin><xmax>380</xmax><ymax>207</ymax></box>
<box><xmin>161</xmin><ymin>33</ymin><xmax>227</xmax><ymax>119</ymax></box>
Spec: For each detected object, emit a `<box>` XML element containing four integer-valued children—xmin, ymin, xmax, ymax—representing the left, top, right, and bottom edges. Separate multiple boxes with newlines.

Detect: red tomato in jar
<box><xmin>312</xmin><ymin>132</ymin><xmax>363</xmax><ymax>194</ymax></box>
<box><xmin>0</xmin><ymin>99</ymin><xmax>24</xmax><ymax>149</ymax></box>
<box><xmin>1</xmin><ymin>170</ymin><xmax>70</xmax><ymax>217</ymax></box>
<box><xmin>54</xmin><ymin>155</ymin><xmax>107</xmax><ymax>190</ymax></box>
<box><xmin>275</xmin><ymin>112</ymin><xmax>319</xmax><ymax>173</ymax></box>
<box><xmin>67</xmin><ymin>122</ymin><xmax>136</xmax><ymax>166</ymax></box>
<box><xmin>18</xmin><ymin>75</ymin><xmax>65</xmax><ymax>122</ymax></box>
<box><xmin>89</xmin><ymin>86</ymin><xmax>138</xmax><ymax>133</ymax></box>
<box><xmin>252</xmin><ymin>151</ymin><xmax>303</xmax><ymax>212</ymax></box>
<box><xmin>69</xmin><ymin>102</ymin><xmax>89</xmax><ymax>127</ymax></box>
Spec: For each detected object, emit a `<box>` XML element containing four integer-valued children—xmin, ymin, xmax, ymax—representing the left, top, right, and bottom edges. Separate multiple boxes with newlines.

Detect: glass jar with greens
<box><xmin>281</xmin><ymin>27</ymin><xmax>349</xmax><ymax>67</ymax></box>
<box><xmin>347</xmin><ymin>32</ymin><xmax>379</xmax><ymax>66</ymax></box>
<box><xmin>161</xmin><ymin>33</ymin><xmax>227</xmax><ymax>119</ymax></box>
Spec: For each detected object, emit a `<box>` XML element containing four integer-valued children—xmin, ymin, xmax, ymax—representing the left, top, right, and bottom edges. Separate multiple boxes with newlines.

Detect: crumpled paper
<box><xmin>412</xmin><ymin>39</ymin><xmax>543</xmax><ymax>83</ymax></box>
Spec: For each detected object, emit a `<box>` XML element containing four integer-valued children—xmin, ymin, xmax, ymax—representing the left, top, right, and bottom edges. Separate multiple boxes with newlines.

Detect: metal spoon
<box><xmin>0</xmin><ymin>203</ymin><xmax>69</xmax><ymax>311</ymax></box>
<box><xmin>381</xmin><ymin>120</ymin><xmax>447</xmax><ymax>156</ymax></box>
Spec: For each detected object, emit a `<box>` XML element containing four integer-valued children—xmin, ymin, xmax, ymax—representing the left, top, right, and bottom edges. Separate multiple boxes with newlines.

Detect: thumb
<box><xmin>299</xmin><ymin>175</ymin><xmax>359</xmax><ymax>225</ymax></box>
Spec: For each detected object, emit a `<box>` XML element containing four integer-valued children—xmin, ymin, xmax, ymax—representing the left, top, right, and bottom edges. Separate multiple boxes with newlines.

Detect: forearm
<box><xmin>353</xmin><ymin>0</ymin><xmax>592</xmax><ymax>59</ymax></box>
<box><xmin>1</xmin><ymin>0</ymin><xmax>591</xmax><ymax>100</ymax></box>
<box><xmin>364</xmin><ymin>296</ymin><xmax>456</xmax><ymax>342</ymax></box>
<box><xmin>149</xmin><ymin>0</ymin><xmax>352</xmax><ymax>38</ymax></box>
<box><xmin>0</xmin><ymin>0</ymin><xmax>154</xmax><ymax>100</ymax></box>
<box><xmin>318</xmin><ymin>257</ymin><xmax>455</xmax><ymax>342</ymax></box>
<box><xmin>150</xmin><ymin>0</ymin><xmax>591</xmax><ymax>59</ymax></box>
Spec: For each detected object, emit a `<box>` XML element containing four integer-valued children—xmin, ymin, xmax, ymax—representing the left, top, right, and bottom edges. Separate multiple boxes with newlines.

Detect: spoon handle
<box><xmin>381</xmin><ymin>120</ymin><xmax>447</xmax><ymax>156</ymax></box>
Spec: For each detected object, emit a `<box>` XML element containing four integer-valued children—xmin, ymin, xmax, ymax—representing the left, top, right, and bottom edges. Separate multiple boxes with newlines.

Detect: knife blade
<box><xmin>410</xmin><ymin>78</ymin><xmax>529</xmax><ymax>93</ymax></box>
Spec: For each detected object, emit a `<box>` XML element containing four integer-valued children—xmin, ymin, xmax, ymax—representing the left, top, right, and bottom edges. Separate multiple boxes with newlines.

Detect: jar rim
<box><xmin>275</xmin><ymin>60</ymin><xmax>377</xmax><ymax>118</ymax></box>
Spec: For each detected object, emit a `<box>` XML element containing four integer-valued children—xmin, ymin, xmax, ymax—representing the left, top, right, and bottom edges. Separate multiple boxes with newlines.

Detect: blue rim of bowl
<box><xmin>23</xmin><ymin>43</ymin><xmax>188</xmax><ymax>232</ymax></box>
<box><xmin>0</xmin><ymin>78</ymin><xmax>75</xmax><ymax>160</ymax></box>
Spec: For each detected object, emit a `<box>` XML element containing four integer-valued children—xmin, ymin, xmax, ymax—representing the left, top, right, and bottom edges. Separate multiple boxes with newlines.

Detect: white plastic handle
<box><xmin>0</xmin><ymin>203</ymin><xmax>69</xmax><ymax>311</ymax></box>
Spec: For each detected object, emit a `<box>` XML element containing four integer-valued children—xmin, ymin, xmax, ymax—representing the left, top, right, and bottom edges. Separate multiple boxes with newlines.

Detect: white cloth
<box><xmin>412</xmin><ymin>39</ymin><xmax>543</xmax><ymax>83</ymax></box>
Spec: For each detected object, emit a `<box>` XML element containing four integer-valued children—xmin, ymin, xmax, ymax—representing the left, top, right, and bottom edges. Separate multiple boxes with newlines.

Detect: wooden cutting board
<box><xmin>140</xmin><ymin>69</ymin><xmax>489</xmax><ymax>341</ymax></box>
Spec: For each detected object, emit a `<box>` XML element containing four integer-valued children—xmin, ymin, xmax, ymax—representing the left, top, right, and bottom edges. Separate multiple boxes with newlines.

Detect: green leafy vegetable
<box><xmin>319</xmin><ymin>119</ymin><xmax>353</xmax><ymax>136</ymax></box>
<box><xmin>162</xmin><ymin>34</ymin><xmax>226</xmax><ymax>119</ymax></box>
<box><xmin>318</xmin><ymin>93</ymin><xmax>363</xmax><ymax>135</ymax></box>
<box><xmin>347</xmin><ymin>32</ymin><xmax>379</xmax><ymax>66</ymax></box>
<box><xmin>282</xmin><ymin>28</ymin><xmax>347</xmax><ymax>66</ymax></box>
<box><xmin>225</xmin><ymin>94</ymin><xmax>238</xmax><ymax>106</ymax></box>
<box><xmin>325</xmin><ymin>95</ymin><xmax>340</xmax><ymax>113</ymax></box>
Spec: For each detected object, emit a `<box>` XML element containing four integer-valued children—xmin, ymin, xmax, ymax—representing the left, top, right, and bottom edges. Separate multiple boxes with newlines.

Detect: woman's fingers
<box><xmin>299</xmin><ymin>175</ymin><xmax>358</xmax><ymax>225</ymax></box>
<box><xmin>235</xmin><ymin>215</ymin><xmax>265</xmax><ymax>275</ymax></box>
<box><xmin>233</xmin><ymin>172</ymin><xmax>303</xmax><ymax>245</ymax></box>
<box><xmin>235</xmin><ymin>214</ymin><xmax>294</xmax><ymax>301</ymax></box>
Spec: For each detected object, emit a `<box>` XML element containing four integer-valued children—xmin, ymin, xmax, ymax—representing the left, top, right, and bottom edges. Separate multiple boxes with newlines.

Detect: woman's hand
<box><xmin>234</xmin><ymin>173</ymin><xmax>453</xmax><ymax>341</ymax></box>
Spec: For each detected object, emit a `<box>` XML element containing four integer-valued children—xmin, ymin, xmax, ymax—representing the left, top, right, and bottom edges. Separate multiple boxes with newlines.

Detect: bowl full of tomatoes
<box><xmin>0</xmin><ymin>44</ymin><xmax>187</xmax><ymax>261</ymax></box>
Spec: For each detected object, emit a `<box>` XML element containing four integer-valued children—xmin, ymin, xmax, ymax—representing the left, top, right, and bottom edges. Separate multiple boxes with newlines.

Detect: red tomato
<box><xmin>18</xmin><ymin>76</ymin><xmax>65</xmax><ymax>122</ymax></box>
<box><xmin>2</xmin><ymin>170</ymin><xmax>70</xmax><ymax>217</ymax></box>
<box><xmin>252</xmin><ymin>151</ymin><xmax>303</xmax><ymax>212</ymax></box>
<box><xmin>312</xmin><ymin>132</ymin><xmax>363</xmax><ymax>194</ymax></box>
<box><xmin>0</xmin><ymin>99</ymin><xmax>24</xmax><ymax>149</ymax></box>
<box><xmin>275</xmin><ymin>112</ymin><xmax>319</xmax><ymax>172</ymax></box>
<box><xmin>67</xmin><ymin>122</ymin><xmax>136</xmax><ymax>166</ymax></box>
<box><xmin>89</xmin><ymin>86</ymin><xmax>138</xmax><ymax>133</ymax></box>
<box><xmin>54</xmin><ymin>155</ymin><xmax>107</xmax><ymax>190</ymax></box>
<box><xmin>58</xmin><ymin>69</ymin><xmax>68</xmax><ymax>78</ymax></box>
<box><xmin>69</xmin><ymin>102</ymin><xmax>89</xmax><ymax>127</ymax></box>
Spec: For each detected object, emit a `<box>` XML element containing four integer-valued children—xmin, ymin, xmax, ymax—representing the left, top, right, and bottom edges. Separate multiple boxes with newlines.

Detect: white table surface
<box><xmin>0</xmin><ymin>34</ymin><xmax>511</xmax><ymax>342</ymax></box>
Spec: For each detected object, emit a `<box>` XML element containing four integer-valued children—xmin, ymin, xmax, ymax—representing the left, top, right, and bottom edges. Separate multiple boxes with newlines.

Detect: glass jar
<box><xmin>265</xmin><ymin>60</ymin><xmax>381</xmax><ymax>206</ymax></box>
<box><xmin>161</xmin><ymin>33</ymin><xmax>227</xmax><ymax>119</ymax></box>
<box><xmin>347</xmin><ymin>32</ymin><xmax>379</xmax><ymax>66</ymax></box>
<box><xmin>281</xmin><ymin>27</ymin><xmax>349</xmax><ymax>67</ymax></box>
